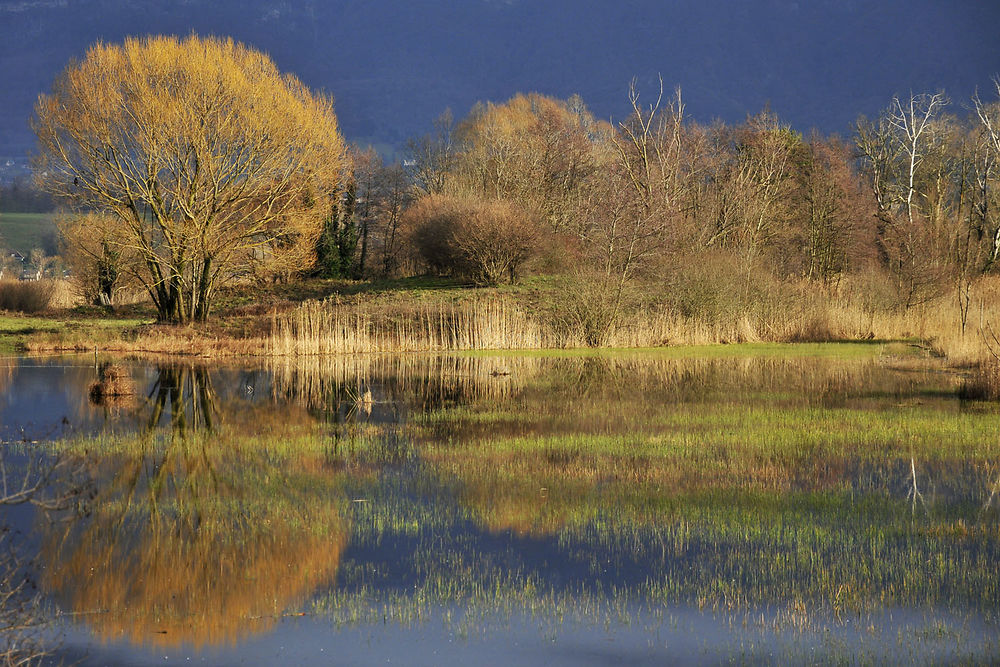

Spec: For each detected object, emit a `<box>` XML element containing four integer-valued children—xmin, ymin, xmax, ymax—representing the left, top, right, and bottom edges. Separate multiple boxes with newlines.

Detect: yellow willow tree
<box><xmin>454</xmin><ymin>93</ymin><xmax>612</xmax><ymax>233</ymax></box>
<box><xmin>33</xmin><ymin>35</ymin><xmax>346</xmax><ymax>323</ymax></box>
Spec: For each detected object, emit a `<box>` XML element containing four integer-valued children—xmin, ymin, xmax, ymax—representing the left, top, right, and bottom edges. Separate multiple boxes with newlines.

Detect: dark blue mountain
<box><xmin>1</xmin><ymin>0</ymin><xmax>998</xmax><ymax>166</ymax></box>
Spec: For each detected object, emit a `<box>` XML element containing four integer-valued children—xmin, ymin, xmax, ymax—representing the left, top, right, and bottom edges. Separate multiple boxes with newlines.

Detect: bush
<box><xmin>404</xmin><ymin>195</ymin><xmax>539</xmax><ymax>285</ymax></box>
<box><xmin>662</xmin><ymin>250</ymin><xmax>837</xmax><ymax>343</ymax></box>
<box><xmin>0</xmin><ymin>280</ymin><xmax>56</xmax><ymax>313</ymax></box>
<box><xmin>551</xmin><ymin>271</ymin><xmax>646</xmax><ymax>347</ymax></box>
<box><xmin>664</xmin><ymin>251</ymin><xmax>745</xmax><ymax>323</ymax></box>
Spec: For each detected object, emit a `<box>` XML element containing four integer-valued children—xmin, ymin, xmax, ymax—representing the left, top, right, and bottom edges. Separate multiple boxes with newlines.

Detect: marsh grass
<box><xmin>386</xmin><ymin>351</ymin><xmax>1000</xmax><ymax>619</ymax></box>
<box><xmin>959</xmin><ymin>359</ymin><xmax>1000</xmax><ymax>401</ymax></box>
<box><xmin>268</xmin><ymin>296</ymin><xmax>551</xmax><ymax>355</ymax></box>
<box><xmin>262</xmin><ymin>277</ymin><xmax>1000</xmax><ymax>369</ymax></box>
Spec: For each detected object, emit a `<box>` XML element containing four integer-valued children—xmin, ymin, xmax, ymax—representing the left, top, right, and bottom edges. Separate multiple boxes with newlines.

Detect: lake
<box><xmin>0</xmin><ymin>345</ymin><xmax>998</xmax><ymax>664</ymax></box>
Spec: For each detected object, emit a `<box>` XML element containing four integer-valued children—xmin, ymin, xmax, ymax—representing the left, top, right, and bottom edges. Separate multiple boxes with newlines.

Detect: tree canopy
<box><xmin>33</xmin><ymin>34</ymin><xmax>346</xmax><ymax>322</ymax></box>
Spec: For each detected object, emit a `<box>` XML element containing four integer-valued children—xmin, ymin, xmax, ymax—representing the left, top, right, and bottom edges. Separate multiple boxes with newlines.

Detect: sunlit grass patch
<box><xmin>421</xmin><ymin>403</ymin><xmax>1000</xmax><ymax>464</ymax></box>
<box><xmin>0</xmin><ymin>313</ymin><xmax>151</xmax><ymax>354</ymax></box>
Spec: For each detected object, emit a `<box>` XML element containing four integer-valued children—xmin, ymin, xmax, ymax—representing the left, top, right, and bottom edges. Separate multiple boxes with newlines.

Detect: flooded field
<box><xmin>0</xmin><ymin>344</ymin><xmax>998</xmax><ymax>664</ymax></box>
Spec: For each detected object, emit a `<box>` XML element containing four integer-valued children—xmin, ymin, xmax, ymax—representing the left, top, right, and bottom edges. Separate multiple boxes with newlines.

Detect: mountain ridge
<box><xmin>1</xmin><ymin>0</ymin><xmax>998</xmax><ymax>167</ymax></box>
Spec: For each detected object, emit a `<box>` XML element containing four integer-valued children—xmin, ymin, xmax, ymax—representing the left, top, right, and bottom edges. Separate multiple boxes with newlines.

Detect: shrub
<box><xmin>0</xmin><ymin>280</ymin><xmax>56</xmax><ymax>313</ymax></box>
<box><xmin>662</xmin><ymin>250</ymin><xmax>838</xmax><ymax>343</ymax></box>
<box><xmin>552</xmin><ymin>271</ymin><xmax>639</xmax><ymax>347</ymax></box>
<box><xmin>664</xmin><ymin>251</ymin><xmax>745</xmax><ymax>323</ymax></box>
<box><xmin>404</xmin><ymin>194</ymin><xmax>539</xmax><ymax>285</ymax></box>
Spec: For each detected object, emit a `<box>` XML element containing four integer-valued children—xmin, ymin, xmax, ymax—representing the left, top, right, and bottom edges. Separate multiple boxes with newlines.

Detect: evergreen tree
<box><xmin>317</xmin><ymin>181</ymin><xmax>359</xmax><ymax>278</ymax></box>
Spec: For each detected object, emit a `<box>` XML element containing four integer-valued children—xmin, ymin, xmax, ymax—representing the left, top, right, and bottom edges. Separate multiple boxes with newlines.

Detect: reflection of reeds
<box><xmin>413</xmin><ymin>351</ymin><xmax>999</xmax><ymax>541</ymax></box>
<box><xmin>959</xmin><ymin>359</ymin><xmax>1000</xmax><ymax>401</ymax></box>
<box><xmin>267</xmin><ymin>353</ymin><xmax>544</xmax><ymax>411</ymax></box>
<box><xmin>0</xmin><ymin>359</ymin><xmax>14</xmax><ymax>395</ymax></box>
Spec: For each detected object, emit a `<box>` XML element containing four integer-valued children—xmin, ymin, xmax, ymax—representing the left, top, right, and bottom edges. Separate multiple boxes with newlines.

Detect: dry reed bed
<box><xmin>267</xmin><ymin>297</ymin><xmax>552</xmax><ymax>355</ymax></box>
<box><xmin>266</xmin><ymin>282</ymin><xmax>1000</xmax><ymax>363</ymax></box>
<box><xmin>23</xmin><ymin>326</ymin><xmax>270</xmax><ymax>357</ymax></box>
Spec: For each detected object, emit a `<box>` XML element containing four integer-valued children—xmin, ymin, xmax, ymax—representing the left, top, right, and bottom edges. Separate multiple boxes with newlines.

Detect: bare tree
<box><xmin>888</xmin><ymin>92</ymin><xmax>950</xmax><ymax>226</ymax></box>
<box><xmin>855</xmin><ymin>93</ymin><xmax>953</xmax><ymax>308</ymax></box>
<box><xmin>374</xmin><ymin>163</ymin><xmax>412</xmax><ymax>277</ymax></box>
<box><xmin>406</xmin><ymin>110</ymin><xmax>458</xmax><ymax>196</ymax></box>
<box><xmin>612</xmin><ymin>78</ymin><xmax>689</xmax><ymax>221</ymax></box>
<box><xmin>973</xmin><ymin>78</ymin><xmax>1000</xmax><ymax>265</ymax></box>
<box><xmin>731</xmin><ymin>111</ymin><xmax>798</xmax><ymax>294</ymax></box>
<box><xmin>351</xmin><ymin>146</ymin><xmax>382</xmax><ymax>278</ymax></box>
<box><xmin>855</xmin><ymin>114</ymin><xmax>902</xmax><ymax>265</ymax></box>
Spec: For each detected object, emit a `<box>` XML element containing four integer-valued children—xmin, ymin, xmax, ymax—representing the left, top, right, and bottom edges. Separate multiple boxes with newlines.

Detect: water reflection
<box><xmin>38</xmin><ymin>364</ymin><xmax>350</xmax><ymax>649</ymax></box>
<box><xmin>0</xmin><ymin>349</ymin><xmax>997</xmax><ymax>661</ymax></box>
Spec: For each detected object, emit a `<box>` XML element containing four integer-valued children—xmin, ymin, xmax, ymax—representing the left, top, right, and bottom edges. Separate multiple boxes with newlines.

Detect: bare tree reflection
<box><xmin>1</xmin><ymin>450</ymin><xmax>89</xmax><ymax>665</ymax></box>
<box><xmin>145</xmin><ymin>365</ymin><xmax>219</xmax><ymax>432</ymax></box>
<box><xmin>906</xmin><ymin>456</ymin><xmax>928</xmax><ymax>516</ymax></box>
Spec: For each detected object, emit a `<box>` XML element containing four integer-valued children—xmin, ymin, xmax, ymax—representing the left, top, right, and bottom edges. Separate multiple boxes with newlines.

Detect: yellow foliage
<box><xmin>453</xmin><ymin>93</ymin><xmax>613</xmax><ymax>231</ymax></box>
<box><xmin>33</xmin><ymin>35</ymin><xmax>347</xmax><ymax>322</ymax></box>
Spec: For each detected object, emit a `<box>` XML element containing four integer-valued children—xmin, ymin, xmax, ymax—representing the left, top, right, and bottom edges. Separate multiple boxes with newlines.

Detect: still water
<box><xmin>0</xmin><ymin>346</ymin><xmax>998</xmax><ymax>664</ymax></box>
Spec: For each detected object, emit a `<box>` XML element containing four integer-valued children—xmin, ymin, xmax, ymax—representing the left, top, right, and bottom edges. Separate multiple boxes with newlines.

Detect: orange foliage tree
<box><xmin>33</xmin><ymin>35</ymin><xmax>346</xmax><ymax>322</ymax></box>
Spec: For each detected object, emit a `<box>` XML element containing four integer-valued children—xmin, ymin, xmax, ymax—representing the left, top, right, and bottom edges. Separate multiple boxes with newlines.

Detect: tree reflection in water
<box><xmin>41</xmin><ymin>365</ymin><xmax>349</xmax><ymax>648</ymax></box>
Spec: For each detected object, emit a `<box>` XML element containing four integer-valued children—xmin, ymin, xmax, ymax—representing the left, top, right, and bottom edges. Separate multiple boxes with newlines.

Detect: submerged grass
<box><xmin>424</xmin><ymin>405</ymin><xmax>1000</xmax><ymax>461</ymax></box>
<box><xmin>381</xmin><ymin>350</ymin><xmax>1000</xmax><ymax>620</ymax></box>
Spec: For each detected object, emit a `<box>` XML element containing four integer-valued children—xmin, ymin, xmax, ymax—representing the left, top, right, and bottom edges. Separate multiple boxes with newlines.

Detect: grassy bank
<box><xmin>0</xmin><ymin>313</ymin><xmax>149</xmax><ymax>355</ymax></box>
<box><xmin>5</xmin><ymin>275</ymin><xmax>1000</xmax><ymax>371</ymax></box>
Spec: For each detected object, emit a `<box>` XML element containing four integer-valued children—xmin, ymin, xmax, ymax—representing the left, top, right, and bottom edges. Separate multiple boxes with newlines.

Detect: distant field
<box><xmin>0</xmin><ymin>212</ymin><xmax>58</xmax><ymax>255</ymax></box>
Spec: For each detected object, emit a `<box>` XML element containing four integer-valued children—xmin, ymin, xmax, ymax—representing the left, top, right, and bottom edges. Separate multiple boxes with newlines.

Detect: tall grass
<box><xmin>268</xmin><ymin>296</ymin><xmax>552</xmax><ymax>355</ymax></box>
<box><xmin>20</xmin><ymin>273</ymin><xmax>1000</xmax><ymax>365</ymax></box>
<box><xmin>0</xmin><ymin>279</ymin><xmax>56</xmax><ymax>313</ymax></box>
<box><xmin>267</xmin><ymin>279</ymin><xmax>1000</xmax><ymax>360</ymax></box>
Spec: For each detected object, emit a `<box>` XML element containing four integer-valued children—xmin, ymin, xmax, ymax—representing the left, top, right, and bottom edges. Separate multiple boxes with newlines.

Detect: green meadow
<box><xmin>0</xmin><ymin>211</ymin><xmax>57</xmax><ymax>255</ymax></box>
